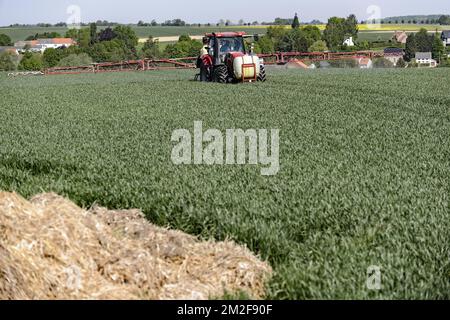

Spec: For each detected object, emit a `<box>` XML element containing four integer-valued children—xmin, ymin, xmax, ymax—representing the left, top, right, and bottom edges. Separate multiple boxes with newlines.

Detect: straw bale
<box><xmin>0</xmin><ymin>192</ymin><xmax>272</xmax><ymax>300</ymax></box>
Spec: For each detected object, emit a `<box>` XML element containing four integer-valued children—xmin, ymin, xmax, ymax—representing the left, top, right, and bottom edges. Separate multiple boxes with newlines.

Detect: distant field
<box><xmin>357</xmin><ymin>23</ymin><xmax>446</xmax><ymax>31</ymax></box>
<box><xmin>358</xmin><ymin>32</ymin><xmax>395</xmax><ymax>42</ymax></box>
<box><xmin>1</xmin><ymin>68</ymin><xmax>449</xmax><ymax>299</ymax></box>
<box><xmin>0</xmin><ymin>24</ymin><xmax>446</xmax><ymax>42</ymax></box>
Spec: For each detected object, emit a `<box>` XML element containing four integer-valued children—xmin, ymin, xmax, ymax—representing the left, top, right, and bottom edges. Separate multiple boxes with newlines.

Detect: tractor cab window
<box><xmin>219</xmin><ymin>37</ymin><xmax>245</xmax><ymax>54</ymax></box>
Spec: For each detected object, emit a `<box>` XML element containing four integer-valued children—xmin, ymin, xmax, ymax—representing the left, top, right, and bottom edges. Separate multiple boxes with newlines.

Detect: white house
<box><xmin>15</xmin><ymin>38</ymin><xmax>76</xmax><ymax>53</ymax></box>
<box><xmin>415</xmin><ymin>52</ymin><xmax>437</xmax><ymax>67</ymax></box>
<box><xmin>441</xmin><ymin>31</ymin><xmax>450</xmax><ymax>47</ymax></box>
<box><xmin>343</xmin><ymin>36</ymin><xmax>355</xmax><ymax>47</ymax></box>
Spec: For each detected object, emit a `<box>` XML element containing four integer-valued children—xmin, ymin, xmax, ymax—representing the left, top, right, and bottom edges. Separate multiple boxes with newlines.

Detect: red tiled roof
<box><xmin>51</xmin><ymin>38</ymin><xmax>76</xmax><ymax>45</ymax></box>
<box><xmin>393</xmin><ymin>31</ymin><xmax>408</xmax><ymax>44</ymax></box>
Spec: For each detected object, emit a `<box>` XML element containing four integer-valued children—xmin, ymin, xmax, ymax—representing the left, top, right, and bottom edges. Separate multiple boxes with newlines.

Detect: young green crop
<box><xmin>0</xmin><ymin>68</ymin><xmax>449</xmax><ymax>299</ymax></box>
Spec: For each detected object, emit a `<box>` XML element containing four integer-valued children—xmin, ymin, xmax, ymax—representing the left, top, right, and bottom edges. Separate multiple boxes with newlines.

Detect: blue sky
<box><xmin>0</xmin><ymin>0</ymin><xmax>449</xmax><ymax>25</ymax></box>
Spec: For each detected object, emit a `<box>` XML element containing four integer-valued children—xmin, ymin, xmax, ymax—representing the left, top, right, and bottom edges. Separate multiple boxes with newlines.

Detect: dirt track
<box><xmin>139</xmin><ymin>35</ymin><xmax>204</xmax><ymax>43</ymax></box>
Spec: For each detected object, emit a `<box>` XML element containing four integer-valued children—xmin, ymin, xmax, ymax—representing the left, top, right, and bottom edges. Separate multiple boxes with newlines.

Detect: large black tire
<box><xmin>213</xmin><ymin>65</ymin><xmax>228</xmax><ymax>83</ymax></box>
<box><xmin>257</xmin><ymin>65</ymin><xmax>267</xmax><ymax>82</ymax></box>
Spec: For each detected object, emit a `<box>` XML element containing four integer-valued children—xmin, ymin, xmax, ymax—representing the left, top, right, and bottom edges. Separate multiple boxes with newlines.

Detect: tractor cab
<box><xmin>206</xmin><ymin>32</ymin><xmax>247</xmax><ymax>64</ymax></box>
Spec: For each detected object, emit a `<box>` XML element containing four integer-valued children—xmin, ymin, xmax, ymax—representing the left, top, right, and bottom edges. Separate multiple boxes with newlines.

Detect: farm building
<box><xmin>441</xmin><ymin>30</ymin><xmax>450</xmax><ymax>47</ymax></box>
<box><xmin>384</xmin><ymin>48</ymin><xmax>405</xmax><ymax>66</ymax></box>
<box><xmin>415</xmin><ymin>52</ymin><xmax>437</xmax><ymax>67</ymax></box>
<box><xmin>14</xmin><ymin>38</ymin><xmax>76</xmax><ymax>53</ymax></box>
<box><xmin>0</xmin><ymin>46</ymin><xmax>19</xmax><ymax>55</ymax></box>
<box><xmin>392</xmin><ymin>31</ymin><xmax>408</xmax><ymax>44</ymax></box>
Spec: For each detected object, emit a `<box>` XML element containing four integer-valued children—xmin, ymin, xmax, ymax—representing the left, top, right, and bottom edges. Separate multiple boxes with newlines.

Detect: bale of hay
<box><xmin>0</xmin><ymin>192</ymin><xmax>272</xmax><ymax>300</ymax></box>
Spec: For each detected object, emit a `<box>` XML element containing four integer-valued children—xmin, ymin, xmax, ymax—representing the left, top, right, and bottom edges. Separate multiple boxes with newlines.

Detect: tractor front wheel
<box><xmin>257</xmin><ymin>65</ymin><xmax>266</xmax><ymax>82</ymax></box>
<box><xmin>213</xmin><ymin>65</ymin><xmax>228</xmax><ymax>83</ymax></box>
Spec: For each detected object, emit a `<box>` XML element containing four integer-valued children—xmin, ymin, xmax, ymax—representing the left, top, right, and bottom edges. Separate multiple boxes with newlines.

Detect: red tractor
<box><xmin>197</xmin><ymin>32</ymin><xmax>266</xmax><ymax>83</ymax></box>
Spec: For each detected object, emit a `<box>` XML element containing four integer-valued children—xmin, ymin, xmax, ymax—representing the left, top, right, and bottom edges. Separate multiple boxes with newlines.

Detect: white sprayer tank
<box><xmin>233</xmin><ymin>55</ymin><xmax>261</xmax><ymax>80</ymax></box>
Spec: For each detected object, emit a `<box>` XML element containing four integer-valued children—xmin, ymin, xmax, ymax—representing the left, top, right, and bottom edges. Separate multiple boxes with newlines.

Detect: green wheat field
<box><xmin>0</xmin><ymin>68</ymin><xmax>449</xmax><ymax>299</ymax></box>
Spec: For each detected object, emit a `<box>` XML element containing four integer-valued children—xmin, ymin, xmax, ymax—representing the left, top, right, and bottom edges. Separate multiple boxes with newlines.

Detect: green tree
<box><xmin>265</xmin><ymin>25</ymin><xmax>321</xmax><ymax>52</ymax></box>
<box><xmin>322</xmin><ymin>15</ymin><xmax>359</xmax><ymax>51</ymax></box>
<box><xmin>344</xmin><ymin>14</ymin><xmax>359</xmax><ymax>40</ymax></box>
<box><xmin>0</xmin><ymin>34</ymin><xmax>13</xmax><ymax>46</ymax></box>
<box><xmin>79</xmin><ymin>28</ymin><xmax>91</xmax><ymax>48</ymax></box>
<box><xmin>278</xmin><ymin>28</ymin><xmax>308</xmax><ymax>52</ymax></box>
<box><xmin>256</xmin><ymin>36</ymin><xmax>275</xmax><ymax>53</ymax></box>
<box><xmin>0</xmin><ymin>52</ymin><xmax>16</xmax><ymax>71</ymax></box>
<box><xmin>18</xmin><ymin>52</ymin><xmax>43</xmax><ymax>71</ymax></box>
<box><xmin>114</xmin><ymin>25</ymin><xmax>138</xmax><ymax>48</ymax></box>
<box><xmin>66</xmin><ymin>28</ymin><xmax>92</xmax><ymax>48</ymax></box>
<box><xmin>87</xmin><ymin>39</ymin><xmax>131</xmax><ymax>62</ymax></box>
<box><xmin>98</xmin><ymin>27</ymin><xmax>117</xmax><ymax>42</ymax></box>
<box><xmin>163</xmin><ymin>37</ymin><xmax>202</xmax><ymax>58</ymax></box>
<box><xmin>432</xmin><ymin>34</ymin><xmax>445</xmax><ymax>61</ymax></box>
<box><xmin>90</xmin><ymin>23</ymin><xmax>98</xmax><ymax>44</ymax></box>
<box><xmin>65</xmin><ymin>28</ymin><xmax>79</xmax><ymax>40</ymax></box>
<box><xmin>308</xmin><ymin>40</ymin><xmax>328</xmax><ymax>52</ymax></box>
<box><xmin>415</xmin><ymin>28</ymin><xmax>433</xmax><ymax>52</ymax></box>
<box><xmin>323</xmin><ymin>17</ymin><xmax>346</xmax><ymax>50</ymax></box>
<box><xmin>357</xmin><ymin>41</ymin><xmax>370</xmax><ymax>50</ymax></box>
<box><xmin>301</xmin><ymin>25</ymin><xmax>322</xmax><ymax>47</ymax></box>
<box><xmin>42</xmin><ymin>48</ymin><xmax>62</xmax><ymax>68</ymax></box>
<box><xmin>113</xmin><ymin>25</ymin><xmax>138</xmax><ymax>57</ymax></box>
<box><xmin>291</xmin><ymin>13</ymin><xmax>300</xmax><ymax>29</ymax></box>
<box><xmin>266</xmin><ymin>26</ymin><xmax>288</xmax><ymax>50</ymax></box>
<box><xmin>438</xmin><ymin>15</ymin><xmax>450</xmax><ymax>25</ymax></box>
<box><xmin>57</xmin><ymin>53</ymin><xmax>93</xmax><ymax>66</ymax></box>
<box><xmin>404</xmin><ymin>33</ymin><xmax>417</xmax><ymax>61</ymax></box>
<box><xmin>178</xmin><ymin>34</ymin><xmax>191</xmax><ymax>42</ymax></box>
<box><xmin>141</xmin><ymin>36</ymin><xmax>161</xmax><ymax>58</ymax></box>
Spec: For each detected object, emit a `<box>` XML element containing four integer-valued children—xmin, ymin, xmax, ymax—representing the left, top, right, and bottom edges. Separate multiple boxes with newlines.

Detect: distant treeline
<box><xmin>7</xmin><ymin>21</ymin><xmax>120</xmax><ymax>28</ymax></box>
<box><xmin>369</xmin><ymin>14</ymin><xmax>450</xmax><ymax>25</ymax></box>
<box><xmin>5</xmin><ymin>18</ymin><xmax>327</xmax><ymax>28</ymax></box>
<box><xmin>5</xmin><ymin>14</ymin><xmax>450</xmax><ymax>29</ymax></box>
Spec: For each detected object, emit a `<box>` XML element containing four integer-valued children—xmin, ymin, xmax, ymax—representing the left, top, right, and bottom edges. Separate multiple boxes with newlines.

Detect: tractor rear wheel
<box><xmin>257</xmin><ymin>65</ymin><xmax>266</xmax><ymax>82</ymax></box>
<box><xmin>213</xmin><ymin>65</ymin><xmax>228</xmax><ymax>83</ymax></box>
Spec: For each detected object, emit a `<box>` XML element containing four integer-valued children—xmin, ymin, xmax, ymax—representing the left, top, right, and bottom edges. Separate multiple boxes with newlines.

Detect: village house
<box><xmin>441</xmin><ymin>30</ymin><xmax>450</xmax><ymax>47</ymax></box>
<box><xmin>343</xmin><ymin>36</ymin><xmax>355</xmax><ymax>47</ymax></box>
<box><xmin>415</xmin><ymin>52</ymin><xmax>437</xmax><ymax>68</ymax></box>
<box><xmin>392</xmin><ymin>31</ymin><xmax>408</xmax><ymax>44</ymax></box>
<box><xmin>384</xmin><ymin>48</ymin><xmax>404</xmax><ymax>66</ymax></box>
<box><xmin>14</xmin><ymin>38</ymin><xmax>76</xmax><ymax>53</ymax></box>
